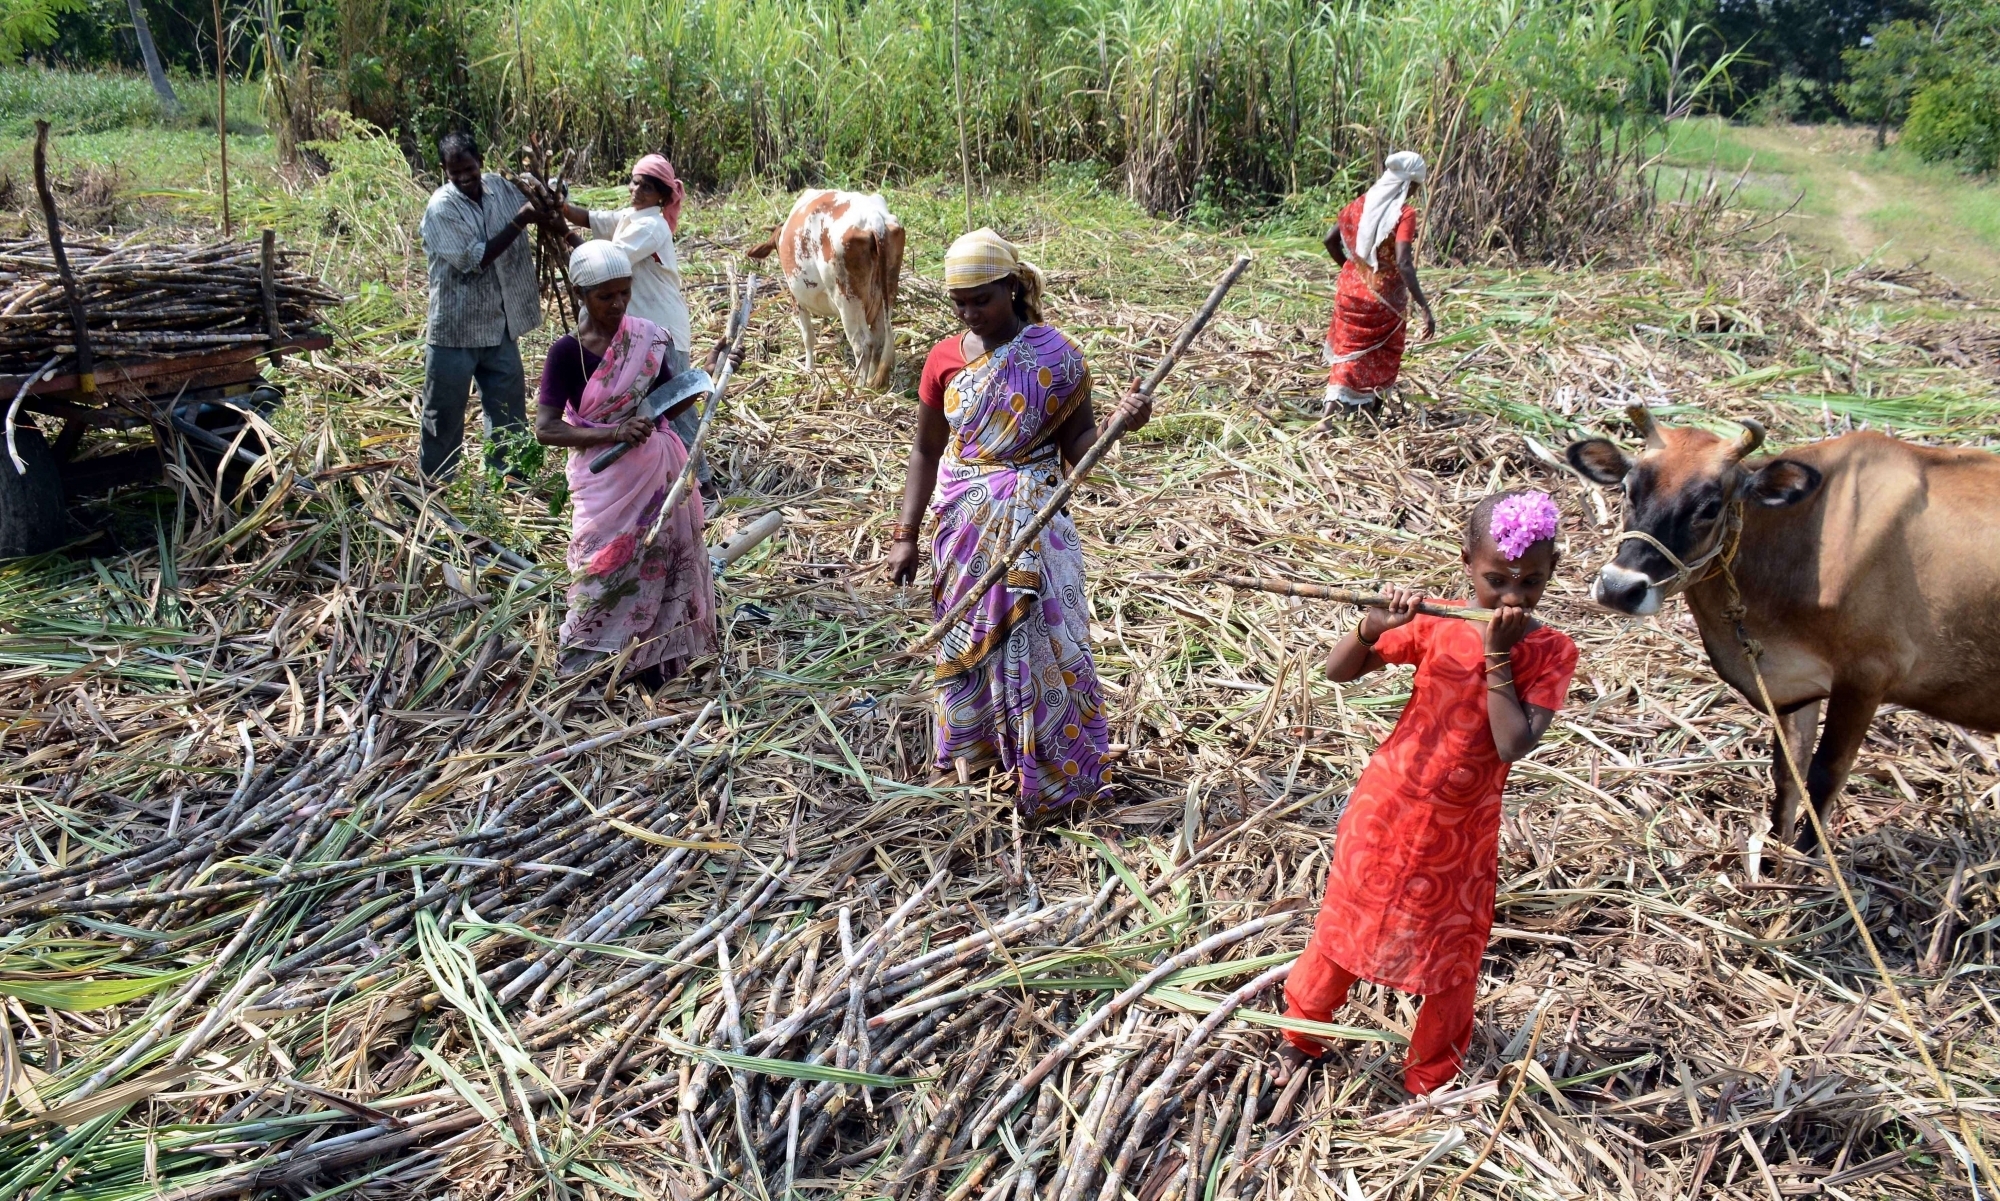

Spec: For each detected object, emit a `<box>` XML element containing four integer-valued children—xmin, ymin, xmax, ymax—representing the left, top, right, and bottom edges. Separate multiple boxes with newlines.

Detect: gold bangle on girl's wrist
<box><xmin>1355</xmin><ymin>624</ymin><xmax>1379</xmax><ymax>647</ymax></box>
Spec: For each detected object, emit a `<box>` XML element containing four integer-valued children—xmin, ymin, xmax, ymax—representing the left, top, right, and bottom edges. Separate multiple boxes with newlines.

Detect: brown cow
<box><xmin>746</xmin><ymin>189</ymin><xmax>906</xmax><ymax>389</ymax></box>
<box><xmin>1567</xmin><ymin>406</ymin><xmax>2000</xmax><ymax>852</ymax></box>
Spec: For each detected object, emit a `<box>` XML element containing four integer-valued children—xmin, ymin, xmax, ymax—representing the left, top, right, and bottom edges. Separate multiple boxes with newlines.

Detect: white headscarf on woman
<box><xmin>1348</xmin><ymin>151</ymin><xmax>1428</xmax><ymax>270</ymax></box>
<box><xmin>569</xmin><ymin>240</ymin><xmax>632</xmax><ymax>292</ymax></box>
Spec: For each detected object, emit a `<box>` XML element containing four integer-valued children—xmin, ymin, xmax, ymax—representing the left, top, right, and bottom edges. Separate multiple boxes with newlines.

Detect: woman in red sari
<box><xmin>1324</xmin><ymin>151</ymin><xmax>1435</xmax><ymax>408</ymax></box>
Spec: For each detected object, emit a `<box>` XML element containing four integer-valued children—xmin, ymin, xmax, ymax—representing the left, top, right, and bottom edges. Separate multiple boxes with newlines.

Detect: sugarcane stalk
<box><xmin>68</xmin><ymin>890</ymin><xmax>277</xmax><ymax>1102</ymax></box>
<box><xmin>524</xmin><ymin>862</ymin><xmax>791</xmax><ymax>1049</ymax></box>
<box><xmin>1218</xmin><ymin>574</ymin><xmax>1494</xmax><ymax>621</ymax></box>
<box><xmin>523</xmin><ymin>843</ymin><xmax>705</xmax><ymax>1006</ymax></box>
<box><xmin>960</xmin><ymin>911</ymin><xmax>1297</xmax><ymax>1153</ymax></box>
<box><xmin>905</xmin><ymin>255</ymin><xmax>1251</xmax><ymax>659</ymax></box>
<box><xmin>1055</xmin><ymin>1018</ymin><xmax>1160</xmax><ymax>1201</ymax></box>
<box><xmin>748</xmin><ymin>870</ymin><xmax>950</xmax><ymax>1051</ymax></box>
<box><xmin>259</xmin><ymin>228</ymin><xmax>285</xmax><ymax>350</ymax></box>
<box><xmin>503</xmin><ymin>840</ymin><xmax>693</xmax><ymax>1006</ymax></box>
<box><xmin>1094</xmin><ymin>962</ymin><xmax>1294</xmax><ymax>1201</ymax></box>
<box><xmin>896</xmin><ymin>1020</ymin><xmax>1008</xmax><ymax>1196</ymax></box>
<box><xmin>7</xmin><ymin>821</ymin><xmax>517</xmax><ymax>917</ymax></box>
<box><xmin>30</xmin><ymin>123</ymin><xmax>94</xmax><ymax>395</ymax></box>
<box><xmin>514</xmin><ymin>705</ymin><xmax>706</xmax><ymax>769</ymax></box>
<box><xmin>1212</xmin><ymin>1059</ymin><xmax>1267</xmax><ymax>1201</ymax></box>
<box><xmin>644</xmin><ymin>271</ymin><xmax>758</xmax><ymax>551</ymax></box>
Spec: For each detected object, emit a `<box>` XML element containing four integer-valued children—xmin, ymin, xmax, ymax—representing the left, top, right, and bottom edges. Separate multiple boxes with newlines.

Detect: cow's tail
<box><xmin>745</xmin><ymin>232</ymin><xmax>779</xmax><ymax>261</ymax></box>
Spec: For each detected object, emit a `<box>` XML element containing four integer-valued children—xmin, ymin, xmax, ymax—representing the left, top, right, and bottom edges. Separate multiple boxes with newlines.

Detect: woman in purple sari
<box><xmin>888</xmin><ymin>229</ymin><xmax>1150</xmax><ymax>815</ymax></box>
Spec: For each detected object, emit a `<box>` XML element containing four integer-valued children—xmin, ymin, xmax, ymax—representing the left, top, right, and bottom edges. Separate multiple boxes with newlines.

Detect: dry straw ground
<box><xmin>2</xmin><ymin>177</ymin><xmax>1998</xmax><ymax>1200</ymax></box>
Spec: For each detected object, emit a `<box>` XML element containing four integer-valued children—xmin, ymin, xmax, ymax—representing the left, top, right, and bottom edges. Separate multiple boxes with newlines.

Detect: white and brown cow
<box><xmin>1567</xmin><ymin>407</ymin><xmax>2000</xmax><ymax>852</ymax></box>
<box><xmin>746</xmin><ymin>190</ymin><xmax>905</xmax><ymax>389</ymax></box>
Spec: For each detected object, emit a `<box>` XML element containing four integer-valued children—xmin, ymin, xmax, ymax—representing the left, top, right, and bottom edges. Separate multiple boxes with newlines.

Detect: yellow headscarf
<box><xmin>942</xmin><ymin>227</ymin><xmax>1046</xmax><ymax>323</ymax></box>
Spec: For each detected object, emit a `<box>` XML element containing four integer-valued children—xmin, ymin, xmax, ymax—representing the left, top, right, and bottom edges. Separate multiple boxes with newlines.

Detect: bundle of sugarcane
<box><xmin>512</xmin><ymin>139</ymin><xmax>580</xmax><ymax>329</ymax></box>
<box><xmin>0</xmin><ymin>236</ymin><xmax>341</xmax><ymax>372</ymax></box>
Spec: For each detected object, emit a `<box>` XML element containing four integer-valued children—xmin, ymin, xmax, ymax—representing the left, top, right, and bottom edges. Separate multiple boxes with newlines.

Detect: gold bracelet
<box><xmin>1355</xmin><ymin>625</ymin><xmax>1379</xmax><ymax>647</ymax></box>
<box><xmin>1488</xmin><ymin>679</ymin><xmax>1516</xmax><ymax>691</ymax></box>
<box><xmin>890</xmin><ymin>522</ymin><xmax>919</xmax><ymax>544</ymax></box>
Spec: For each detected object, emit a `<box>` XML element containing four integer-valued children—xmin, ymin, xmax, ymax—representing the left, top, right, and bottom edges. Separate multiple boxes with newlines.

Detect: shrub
<box><xmin>0</xmin><ymin>64</ymin><xmax>160</xmax><ymax>135</ymax></box>
<box><xmin>1903</xmin><ymin>71</ymin><xmax>2000</xmax><ymax>173</ymax></box>
<box><xmin>1742</xmin><ymin>74</ymin><xmax>1828</xmax><ymax>125</ymax></box>
<box><xmin>1836</xmin><ymin>20</ymin><xmax>1944</xmax><ymax>150</ymax></box>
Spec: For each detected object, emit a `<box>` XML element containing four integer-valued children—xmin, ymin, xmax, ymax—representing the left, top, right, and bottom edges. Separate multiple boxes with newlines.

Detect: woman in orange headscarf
<box><xmin>559</xmin><ymin>155</ymin><xmax>714</xmax><ymax>492</ymax></box>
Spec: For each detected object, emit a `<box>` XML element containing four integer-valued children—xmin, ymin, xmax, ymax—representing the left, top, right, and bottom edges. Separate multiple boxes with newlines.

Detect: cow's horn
<box><xmin>1625</xmin><ymin>404</ymin><xmax>1663</xmax><ymax>448</ymax></box>
<box><xmin>1729</xmin><ymin>419</ymin><xmax>1765</xmax><ymax>461</ymax></box>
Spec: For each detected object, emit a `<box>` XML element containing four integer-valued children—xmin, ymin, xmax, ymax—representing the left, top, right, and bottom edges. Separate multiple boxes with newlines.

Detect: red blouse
<box><xmin>918</xmin><ymin>335</ymin><xmax>970</xmax><ymax>409</ymax></box>
<box><xmin>1337</xmin><ymin>196</ymin><xmax>1420</xmax><ymax>303</ymax></box>
<box><xmin>1313</xmin><ymin>609</ymin><xmax>1577</xmax><ymax>994</ymax></box>
<box><xmin>1338</xmin><ymin>196</ymin><xmax>1420</xmax><ymax>261</ymax></box>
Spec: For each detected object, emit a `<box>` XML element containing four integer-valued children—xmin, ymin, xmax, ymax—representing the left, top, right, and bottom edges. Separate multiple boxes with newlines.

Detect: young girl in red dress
<box><xmin>1277</xmin><ymin>490</ymin><xmax>1578</xmax><ymax>1097</ymax></box>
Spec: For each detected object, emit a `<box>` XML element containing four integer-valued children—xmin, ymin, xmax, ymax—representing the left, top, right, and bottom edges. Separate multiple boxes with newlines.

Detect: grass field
<box><xmin>2</xmin><ymin>92</ymin><xmax>1999</xmax><ymax>1199</ymax></box>
<box><xmin>1658</xmin><ymin>117</ymin><xmax>2000</xmax><ymax>294</ymax></box>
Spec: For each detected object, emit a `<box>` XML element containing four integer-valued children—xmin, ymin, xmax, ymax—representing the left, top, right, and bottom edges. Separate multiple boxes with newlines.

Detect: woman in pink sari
<box><xmin>534</xmin><ymin>241</ymin><xmax>717</xmax><ymax>685</ymax></box>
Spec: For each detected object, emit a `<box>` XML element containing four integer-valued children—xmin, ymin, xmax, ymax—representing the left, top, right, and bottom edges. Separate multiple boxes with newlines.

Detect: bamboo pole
<box><xmin>952</xmin><ymin>0</ymin><xmax>974</xmax><ymax>232</ymax></box>
<box><xmin>904</xmin><ymin>254</ymin><xmax>1251</xmax><ymax>659</ymax></box>
<box><xmin>212</xmin><ymin>0</ymin><xmax>231</xmax><ymax>236</ymax></box>
<box><xmin>1217</xmin><ymin>574</ymin><xmax>1493</xmax><ymax>622</ymax></box>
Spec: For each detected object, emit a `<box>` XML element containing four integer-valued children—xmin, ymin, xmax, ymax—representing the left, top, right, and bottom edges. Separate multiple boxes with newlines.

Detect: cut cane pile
<box><xmin>0</xmin><ymin>237</ymin><xmax>341</xmax><ymax>374</ymax></box>
<box><xmin>2</xmin><ymin>185</ymin><xmax>1998</xmax><ymax>1200</ymax></box>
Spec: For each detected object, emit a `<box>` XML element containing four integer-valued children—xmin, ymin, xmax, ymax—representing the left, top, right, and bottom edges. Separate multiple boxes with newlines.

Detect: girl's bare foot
<box><xmin>1268</xmin><ymin>1044</ymin><xmax>1323</xmax><ymax>1126</ymax></box>
<box><xmin>1270</xmin><ymin>1043</ymin><xmax>1313</xmax><ymax>1088</ymax></box>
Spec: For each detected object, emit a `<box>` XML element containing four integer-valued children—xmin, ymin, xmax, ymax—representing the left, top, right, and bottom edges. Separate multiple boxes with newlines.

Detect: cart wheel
<box><xmin>0</xmin><ymin>424</ymin><xmax>70</xmax><ymax>559</ymax></box>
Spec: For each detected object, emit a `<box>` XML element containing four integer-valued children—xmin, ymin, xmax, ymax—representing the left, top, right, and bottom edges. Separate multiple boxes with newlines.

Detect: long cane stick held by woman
<box><xmin>643</xmin><ymin>270</ymin><xmax>758</xmax><ymax>551</ymax></box>
<box><xmin>903</xmin><ymin>254</ymin><xmax>1252</xmax><ymax>658</ymax></box>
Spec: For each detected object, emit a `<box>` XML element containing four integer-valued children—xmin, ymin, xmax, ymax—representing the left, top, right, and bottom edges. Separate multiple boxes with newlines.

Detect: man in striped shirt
<box><xmin>419</xmin><ymin>131</ymin><xmax>545</xmax><ymax>480</ymax></box>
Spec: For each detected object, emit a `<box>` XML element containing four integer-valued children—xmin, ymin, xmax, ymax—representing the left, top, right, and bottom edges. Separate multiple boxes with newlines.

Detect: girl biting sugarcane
<box><xmin>1276</xmin><ymin>490</ymin><xmax>1577</xmax><ymax>1097</ymax></box>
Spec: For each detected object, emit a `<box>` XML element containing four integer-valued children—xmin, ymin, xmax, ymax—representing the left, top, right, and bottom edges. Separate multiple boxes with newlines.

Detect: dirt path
<box><xmin>1835</xmin><ymin>167</ymin><xmax>1883</xmax><ymax>260</ymax></box>
<box><xmin>1670</xmin><ymin>121</ymin><xmax>2000</xmax><ymax>294</ymax></box>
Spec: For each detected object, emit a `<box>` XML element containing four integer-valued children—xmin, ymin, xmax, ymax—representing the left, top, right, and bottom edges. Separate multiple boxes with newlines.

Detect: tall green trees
<box><xmin>1899</xmin><ymin>0</ymin><xmax>2000</xmax><ymax>171</ymax></box>
<box><xmin>1836</xmin><ymin>19</ymin><xmax>1938</xmax><ymax>148</ymax></box>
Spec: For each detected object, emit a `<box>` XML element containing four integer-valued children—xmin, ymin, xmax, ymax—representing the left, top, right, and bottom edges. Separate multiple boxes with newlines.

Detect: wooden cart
<box><xmin>1</xmin><ymin>334</ymin><xmax>331</xmax><ymax>557</ymax></box>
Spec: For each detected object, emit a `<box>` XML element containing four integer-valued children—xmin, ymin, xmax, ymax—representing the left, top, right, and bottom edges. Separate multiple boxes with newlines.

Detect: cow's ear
<box><xmin>1566</xmin><ymin>439</ymin><xmax>1630</xmax><ymax>486</ymax></box>
<box><xmin>1741</xmin><ymin>458</ymin><xmax>1822</xmax><ymax>507</ymax></box>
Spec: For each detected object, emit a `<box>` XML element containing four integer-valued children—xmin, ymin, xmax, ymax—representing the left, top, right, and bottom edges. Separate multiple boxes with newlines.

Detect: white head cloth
<box><xmin>1349</xmin><ymin>151</ymin><xmax>1427</xmax><ymax>270</ymax></box>
<box><xmin>569</xmin><ymin>240</ymin><xmax>631</xmax><ymax>291</ymax></box>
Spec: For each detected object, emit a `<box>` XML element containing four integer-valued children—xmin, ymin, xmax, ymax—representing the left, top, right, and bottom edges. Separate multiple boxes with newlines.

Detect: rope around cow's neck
<box><xmin>1615</xmin><ymin>500</ymin><xmax>1741</xmax><ymax>595</ymax></box>
<box><xmin>1720</xmin><ymin>551</ymin><xmax>2000</xmax><ymax>1191</ymax></box>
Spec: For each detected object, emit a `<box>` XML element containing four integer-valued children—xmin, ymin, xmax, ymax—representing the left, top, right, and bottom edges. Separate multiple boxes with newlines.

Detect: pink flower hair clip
<box><xmin>1488</xmin><ymin>491</ymin><xmax>1560</xmax><ymax>561</ymax></box>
